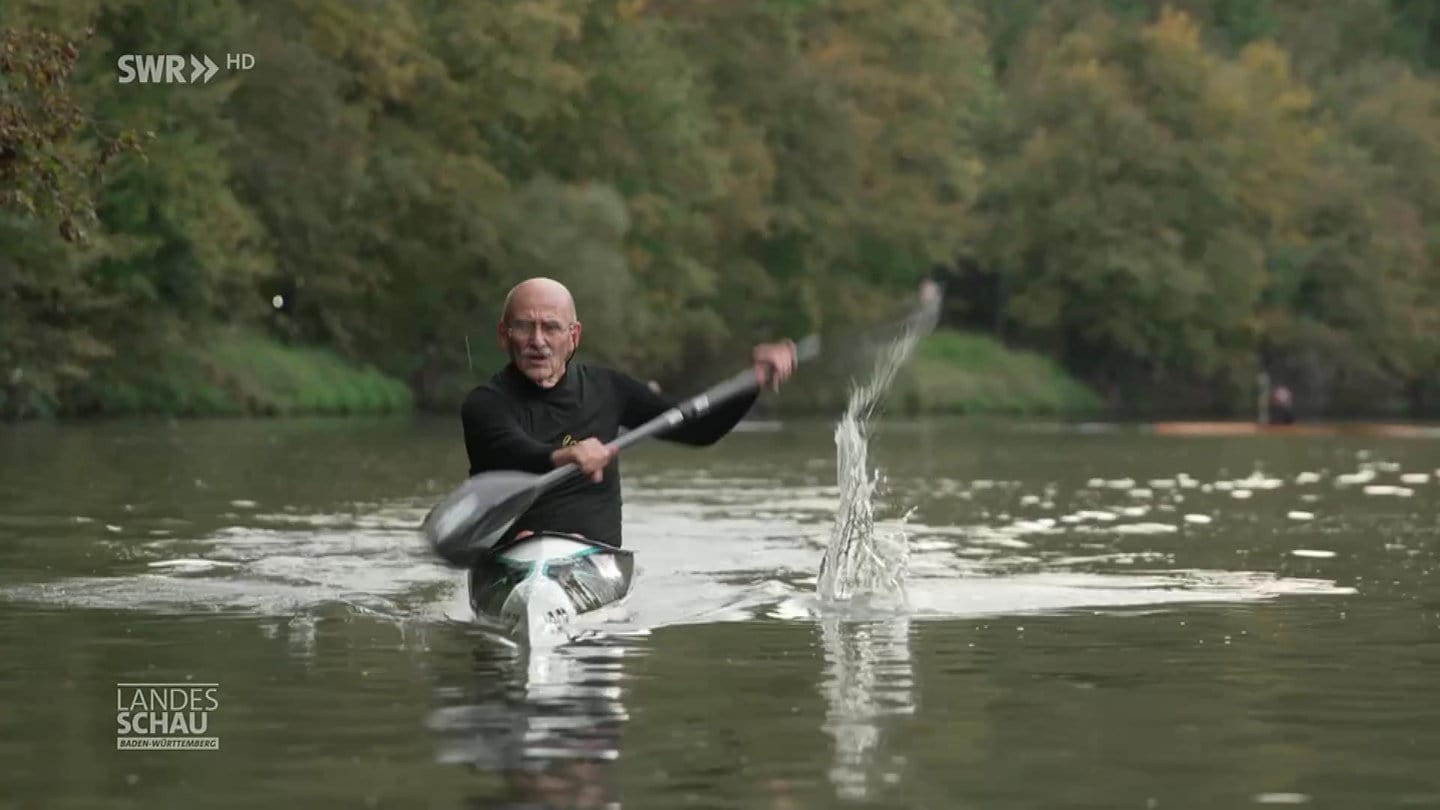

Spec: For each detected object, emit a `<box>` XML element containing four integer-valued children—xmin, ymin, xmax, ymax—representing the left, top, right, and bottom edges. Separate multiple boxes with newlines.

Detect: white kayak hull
<box><xmin>467</xmin><ymin>533</ymin><xmax>634</xmax><ymax>645</ymax></box>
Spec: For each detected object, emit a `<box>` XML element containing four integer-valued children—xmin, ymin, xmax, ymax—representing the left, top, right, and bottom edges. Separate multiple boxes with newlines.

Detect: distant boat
<box><xmin>1146</xmin><ymin>421</ymin><xmax>1440</xmax><ymax>439</ymax></box>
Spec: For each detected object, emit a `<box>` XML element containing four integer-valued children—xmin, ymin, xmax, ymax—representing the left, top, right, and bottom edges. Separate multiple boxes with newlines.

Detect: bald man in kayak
<box><xmin>461</xmin><ymin>277</ymin><xmax>797</xmax><ymax>550</ymax></box>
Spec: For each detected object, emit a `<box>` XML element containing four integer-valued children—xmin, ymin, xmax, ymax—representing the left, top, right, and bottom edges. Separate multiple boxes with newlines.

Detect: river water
<box><xmin>1</xmin><ymin>416</ymin><xmax>1437</xmax><ymax>808</ymax></box>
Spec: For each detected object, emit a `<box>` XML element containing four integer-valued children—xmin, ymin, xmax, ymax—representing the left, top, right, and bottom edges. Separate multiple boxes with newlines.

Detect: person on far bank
<box><xmin>461</xmin><ymin>277</ymin><xmax>797</xmax><ymax>549</ymax></box>
<box><xmin>1269</xmin><ymin>385</ymin><xmax>1296</xmax><ymax>425</ymax></box>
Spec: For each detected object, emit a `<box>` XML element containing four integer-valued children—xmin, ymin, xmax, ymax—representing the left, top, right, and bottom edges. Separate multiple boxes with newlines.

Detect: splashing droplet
<box><xmin>818</xmin><ymin>288</ymin><xmax>939</xmax><ymax>604</ymax></box>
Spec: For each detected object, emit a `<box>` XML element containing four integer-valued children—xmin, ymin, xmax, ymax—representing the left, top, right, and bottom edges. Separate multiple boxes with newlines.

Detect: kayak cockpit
<box><xmin>467</xmin><ymin>533</ymin><xmax>634</xmax><ymax>644</ymax></box>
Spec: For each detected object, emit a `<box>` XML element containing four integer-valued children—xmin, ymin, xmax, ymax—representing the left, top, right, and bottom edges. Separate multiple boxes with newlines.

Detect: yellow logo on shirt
<box><xmin>561</xmin><ymin>434</ymin><xmax>576</xmax><ymax>447</ymax></box>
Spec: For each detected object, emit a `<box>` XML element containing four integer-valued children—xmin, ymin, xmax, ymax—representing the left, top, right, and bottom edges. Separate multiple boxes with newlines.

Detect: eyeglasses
<box><xmin>505</xmin><ymin>319</ymin><xmax>574</xmax><ymax>340</ymax></box>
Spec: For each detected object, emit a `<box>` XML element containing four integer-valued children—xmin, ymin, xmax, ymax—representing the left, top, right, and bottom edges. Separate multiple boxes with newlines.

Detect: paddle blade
<box><xmin>421</xmin><ymin>471</ymin><xmax>543</xmax><ymax>567</ymax></box>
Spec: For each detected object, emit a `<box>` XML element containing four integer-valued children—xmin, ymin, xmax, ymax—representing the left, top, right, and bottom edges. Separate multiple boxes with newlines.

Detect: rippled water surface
<box><xmin>2</xmin><ymin>416</ymin><xmax>1438</xmax><ymax>808</ymax></box>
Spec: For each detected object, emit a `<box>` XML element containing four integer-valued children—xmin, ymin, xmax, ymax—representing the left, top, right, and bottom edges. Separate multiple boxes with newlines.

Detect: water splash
<box><xmin>817</xmin><ymin>284</ymin><xmax>941</xmax><ymax>603</ymax></box>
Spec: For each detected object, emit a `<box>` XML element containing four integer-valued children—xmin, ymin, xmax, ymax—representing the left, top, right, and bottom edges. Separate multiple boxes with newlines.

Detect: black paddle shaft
<box><xmin>528</xmin><ymin>334</ymin><xmax>821</xmax><ymax>492</ymax></box>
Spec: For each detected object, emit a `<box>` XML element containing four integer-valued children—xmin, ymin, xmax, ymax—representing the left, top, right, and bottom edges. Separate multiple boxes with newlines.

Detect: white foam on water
<box><xmin>1</xmin><ymin>504</ymin><xmax>448</xmax><ymax>620</ymax></box>
<box><xmin>1254</xmin><ymin>793</ymin><xmax>1311</xmax><ymax>805</ymax></box>
<box><xmin>6</xmin><ymin>473</ymin><xmax>1359</xmax><ymax>638</ymax></box>
<box><xmin>897</xmin><ymin>570</ymin><xmax>1352</xmax><ymax>619</ymax></box>
<box><xmin>1364</xmin><ymin>485</ymin><xmax>1414</xmax><ymax>497</ymax></box>
<box><xmin>982</xmin><ymin>527</ymin><xmax>1038</xmax><ymax>547</ymax></box>
<box><xmin>1336</xmin><ymin>470</ymin><xmax>1377</xmax><ymax>487</ymax></box>
<box><xmin>1112</xmin><ymin>523</ymin><xmax>1179</xmax><ymax>535</ymax></box>
<box><xmin>147</xmin><ymin>558</ymin><xmax>241</xmax><ymax>573</ymax></box>
<box><xmin>1291</xmin><ymin>549</ymin><xmax>1336</xmax><ymax>559</ymax></box>
<box><xmin>1235</xmin><ymin>472</ymin><xmax>1285</xmax><ymax>490</ymax></box>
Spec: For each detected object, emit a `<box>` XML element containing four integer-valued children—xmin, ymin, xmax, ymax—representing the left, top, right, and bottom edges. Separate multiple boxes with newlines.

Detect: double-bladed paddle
<box><xmin>421</xmin><ymin>335</ymin><xmax>822</xmax><ymax>568</ymax></box>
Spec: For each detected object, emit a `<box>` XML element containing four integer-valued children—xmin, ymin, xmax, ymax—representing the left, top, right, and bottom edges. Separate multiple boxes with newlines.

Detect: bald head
<box><xmin>502</xmin><ymin>277</ymin><xmax>576</xmax><ymax>323</ymax></box>
<box><xmin>498</xmin><ymin>277</ymin><xmax>582</xmax><ymax>388</ymax></box>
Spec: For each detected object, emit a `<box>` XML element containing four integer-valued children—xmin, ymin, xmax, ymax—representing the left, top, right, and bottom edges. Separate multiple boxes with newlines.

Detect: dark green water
<box><xmin>1</xmin><ymin>417</ymin><xmax>1437</xmax><ymax>809</ymax></box>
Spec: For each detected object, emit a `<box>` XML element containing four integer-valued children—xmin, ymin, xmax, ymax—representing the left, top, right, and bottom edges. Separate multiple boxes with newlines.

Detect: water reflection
<box><xmin>819</xmin><ymin>614</ymin><xmax>916</xmax><ymax>802</ymax></box>
<box><xmin>430</xmin><ymin>636</ymin><xmax>631</xmax><ymax>808</ymax></box>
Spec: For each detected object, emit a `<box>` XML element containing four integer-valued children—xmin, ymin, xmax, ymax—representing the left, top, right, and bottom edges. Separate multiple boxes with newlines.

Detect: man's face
<box><xmin>499</xmin><ymin>289</ymin><xmax>580</xmax><ymax>388</ymax></box>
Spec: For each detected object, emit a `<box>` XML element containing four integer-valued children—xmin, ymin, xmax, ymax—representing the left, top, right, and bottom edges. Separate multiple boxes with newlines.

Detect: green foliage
<box><xmin>982</xmin><ymin>10</ymin><xmax>1315</xmax><ymax>390</ymax></box>
<box><xmin>0</xmin><ymin>23</ymin><xmax>141</xmax><ymax>241</ymax></box>
<box><xmin>6</xmin><ymin>0</ymin><xmax>1440</xmax><ymax>420</ymax></box>
<box><xmin>63</xmin><ymin>328</ymin><xmax>413</xmax><ymax>417</ymax></box>
<box><xmin>1387</xmin><ymin>0</ymin><xmax>1440</xmax><ymax>70</ymax></box>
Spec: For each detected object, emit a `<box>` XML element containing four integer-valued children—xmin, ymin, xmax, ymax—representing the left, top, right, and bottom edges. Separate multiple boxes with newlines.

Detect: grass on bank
<box><xmin>65</xmin><ymin>328</ymin><xmax>413</xmax><ymax>418</ymax></box>
<box><xmin>770</xmin><ymin>329</ymin><xmax>1103</xmax><ymax>417</ymax></box>
<box><xmin>898</xmin><ymin>330</ymin><xmax>1104</xmax><ymax>415</ymax></box>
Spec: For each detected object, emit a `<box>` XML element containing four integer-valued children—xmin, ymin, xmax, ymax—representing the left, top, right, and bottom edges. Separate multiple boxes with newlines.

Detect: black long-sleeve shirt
<box><xmin>461</xmin><ymin>360</ymin><xmax>759</xmax><ymax>548</ymax></box>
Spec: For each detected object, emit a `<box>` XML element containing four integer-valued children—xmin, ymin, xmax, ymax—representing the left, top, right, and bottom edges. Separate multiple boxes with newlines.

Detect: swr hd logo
<box><xmin>117</xmin><ymin>53</ymin><xmax>254</xmax><ymax>84</ymax></box>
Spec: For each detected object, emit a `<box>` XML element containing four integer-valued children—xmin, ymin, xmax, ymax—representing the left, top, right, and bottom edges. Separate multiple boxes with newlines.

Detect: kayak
<box><xmin>467</xmin><ymin>532</ymin><xmax>634</xmax><ymax>645</ymax></box>
<box><xmin>1147</xmin><ymin>421</ymin><xmax>1440</xmax><ymax>438</ymax></box>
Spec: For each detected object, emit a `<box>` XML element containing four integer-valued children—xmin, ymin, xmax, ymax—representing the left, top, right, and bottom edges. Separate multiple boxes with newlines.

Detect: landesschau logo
<box><xmin>116</xmin><ymin>683</ymin><xmax>220</xmax><ymax>750</ymax></box>
<box><xmin>117</xmin><ymin>53</ymin><xmax>254</xmax><ymax>84</ymax></box>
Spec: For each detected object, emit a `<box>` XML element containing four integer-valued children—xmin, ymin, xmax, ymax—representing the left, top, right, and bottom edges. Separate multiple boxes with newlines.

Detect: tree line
<box><xmin>3</xmin><ymin>0</ymin><xmax>1439</xmax><ymax>419</ymax></box>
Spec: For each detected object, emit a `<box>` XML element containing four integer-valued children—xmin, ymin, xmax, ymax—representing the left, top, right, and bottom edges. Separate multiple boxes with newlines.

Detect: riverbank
<box><xmin>4</xmin><ymin>329</ymin><xmax>413</xmax><ymax>420</ymax></box>
<box><xmin>2</xmin><ymin>328</ymin><xmax>1097</xmax><ymax>421</ymax></box>
<box><xmin>768</xmin><ymin>330</ymin><xmax>1104</xmax><ymax>418</ymax></box>
<box><xmin>899</xmin><ymin>330</ymin><xmax>1105</xmax><ymax>416</ymax></box>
